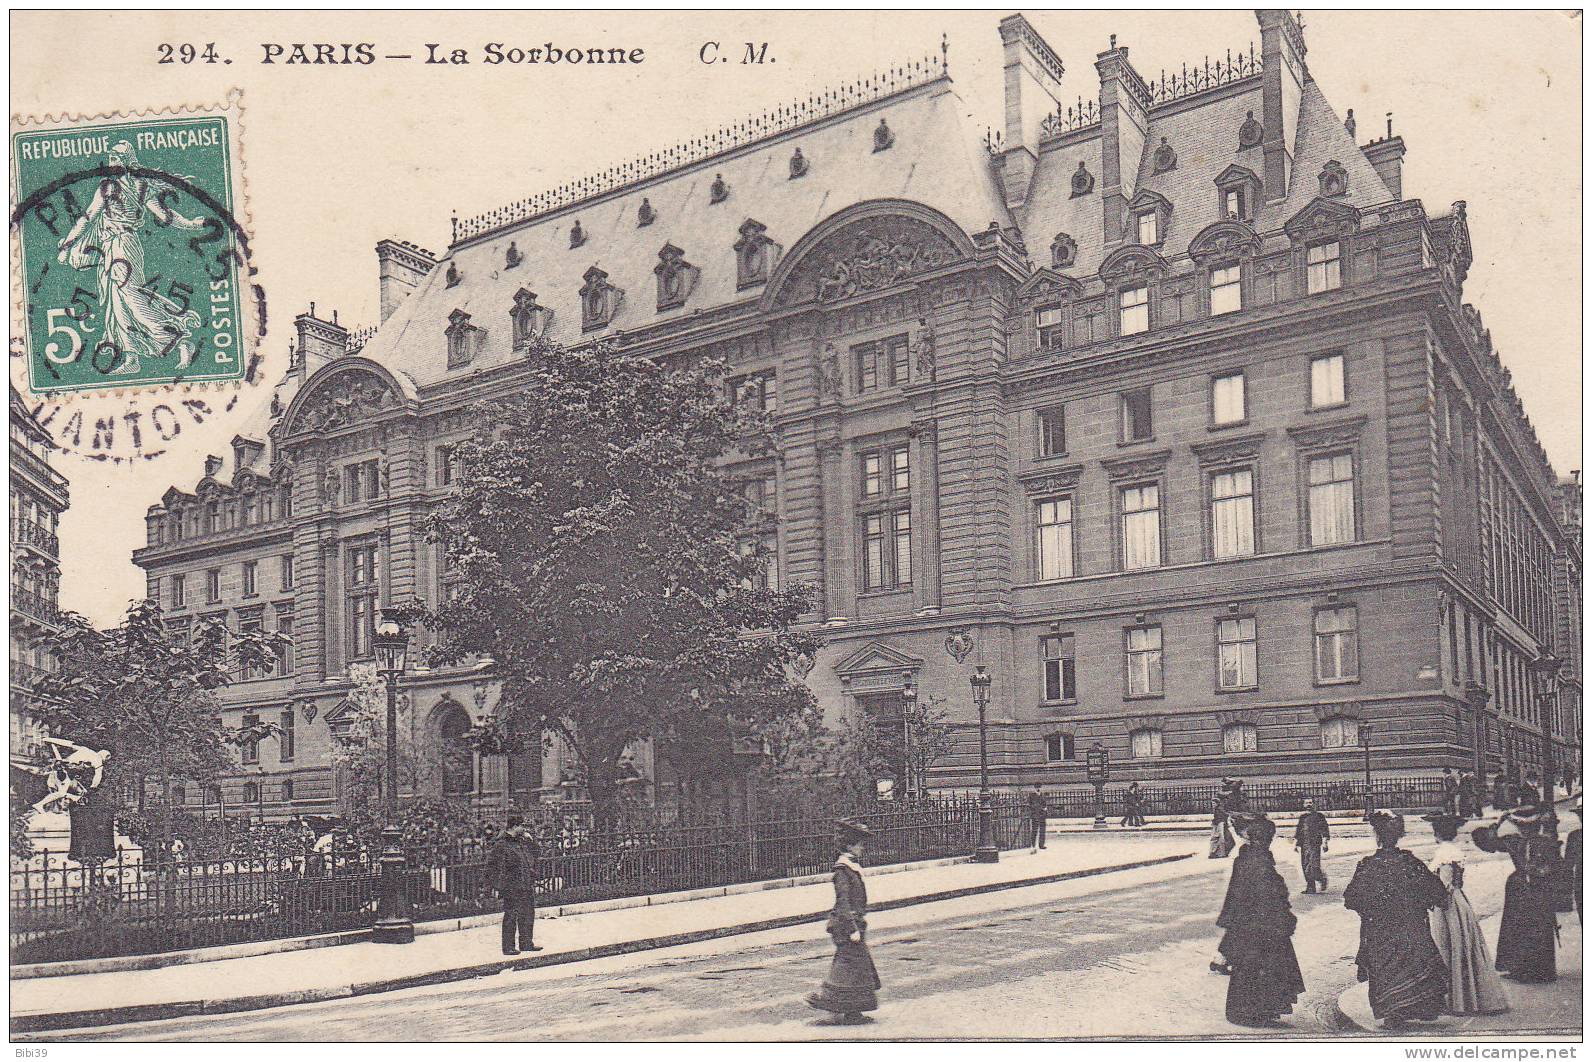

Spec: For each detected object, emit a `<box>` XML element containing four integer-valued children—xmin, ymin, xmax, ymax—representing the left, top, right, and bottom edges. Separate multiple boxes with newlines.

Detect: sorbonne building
<box><xmin>132</xmin><ymin>11</ymin><xmax>1581</xmax><ymax>819</ymax></box>
<box><xmin>11</xmin><ymin>385</ymin><xmax>71</xmax><ymax>764</ymax></box>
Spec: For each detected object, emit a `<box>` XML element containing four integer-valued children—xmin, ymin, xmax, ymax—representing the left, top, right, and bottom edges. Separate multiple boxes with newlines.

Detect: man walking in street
<box><xmin>1441</xmin><ymin>767</ymin><xmax>1460</xmax><ymax>815</ymax></box>
<box><xmin>487</xmin><ymin>814</ymin><xmax>544</xmax><ymax>956</ymax></box>
<box><xmin>1295</xmin><ymin>800</ymin><xmax>1330</xmax><ymax>893</ymax></box>
<box><xmin>1027</xmin><ymin>782</ymin><xmax>1048</xmax><ymax>852</ymax></box>
<box><xmin>1120</xmin><ymin>781</ymin><xmax>1146</xmax><ymax>828</ymax></box>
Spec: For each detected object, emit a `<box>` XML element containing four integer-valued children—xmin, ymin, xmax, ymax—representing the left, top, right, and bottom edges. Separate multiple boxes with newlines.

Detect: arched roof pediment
<box><xmin>1017</xmin><ymin>267</ymin><xmax>1083</xmax><ymax>304</ymax></box>
<box><xmin>1098</xmin><ymin>244</ymin><xmax>1169</xmax><ymax>284</ymax></box>
<box><xmin>1187</xmin><ymin>219</ymin><xmax>1262</xmax><ymax>265</ymax></box>
<box><xmin>280</xmin><ymin>357</ymin><xmax>419</xmax><ymax>437</ymax></box>
<box><xmin>762</xmin><ymin>199</ymin><xmax>974</xmax><ymax>311</ymax></box>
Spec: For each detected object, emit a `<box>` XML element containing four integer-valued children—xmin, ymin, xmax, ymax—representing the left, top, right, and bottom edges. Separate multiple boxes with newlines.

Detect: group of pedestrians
<box><xmin>1209</xmin><ymin>792</ymin><xmax>1582</xmax><ymax>1030</ymax></box>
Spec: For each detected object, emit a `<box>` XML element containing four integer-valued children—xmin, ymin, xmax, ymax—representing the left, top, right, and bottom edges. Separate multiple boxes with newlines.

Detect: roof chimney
<box><xmin>294</xmin><ymin>305</ymin><xmax>349</xmax><ymax>378</ymax></box>
<box><xmin>996</xmin><ymin>15</ymin><xmax>1067</xmax><ymax>212</ymax></box>
<box><xmin>376</xmin><ymin>238</ymin><xmax>438</xmax><ymax>323</ymax></box>
<box><xmin>1257</xmin><ymin>10</ymin><xmax>1308</xmax><ymax>202</ymax></box>
<box><xmin>1095</xmin><ymin>36</ymin><xmax>1151</xmax><ymax>244</ymax></box>
<box><xmin>1361</xmin><ymin>132</ymin><xmax>1407</xmax><ymax>199</ymax></box>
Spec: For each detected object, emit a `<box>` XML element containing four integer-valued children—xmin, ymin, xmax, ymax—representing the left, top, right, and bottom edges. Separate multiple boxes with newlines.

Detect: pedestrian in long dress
<box><xmin>1026</xmin><ymin>782</ymin><xmax>1048</xmax><ymax>852</ymax></box>
<box><xmin>1488</xmin><ymin>804</ymin><xmax>1559</xmax><ymax>983</ymax></box>
<box><xmin>1344</xmin><ymin>812</ymin><xmax>1451</xmax><ymax>1028</ymax></box>
<box><xmin>1214</xmin><ymin>814</ymin><xmax>1306</xmax><ymax>1027</ymax></box>
<box><xmin>807</xmin><ymin>817</ymin><xmax>882</xmax><ymax>1025</ymax></box>
<box><xmin>1426</xmin><ymin>813</ymin><xmax>1509</xmax><ymax>1015</ymax></box>
<box><xmin>1294</xmin><ymin>801</ymin><xmax>1330</xmax><ymax>893</ymax></box>
<box><xmin>1120</xmin><ymin>782</ymin><xmax>1146</xmax><ymax>828</ymax></box>
<box><xmin>1208</xmin><ymin>780</ymin><xmax>1237</xmax><ymax>859</ymax></box>
<box><xmin>487</xmin><ymin>815</ymin><xmax>544</xmax><ymax>956</ymax></box>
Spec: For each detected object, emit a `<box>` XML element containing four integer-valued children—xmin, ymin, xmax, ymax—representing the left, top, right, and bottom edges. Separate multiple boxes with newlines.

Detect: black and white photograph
<box><xmin>6</xmin><ymin>8</ymin><xmax>1583</xmax><ymax>1046</ymax></box>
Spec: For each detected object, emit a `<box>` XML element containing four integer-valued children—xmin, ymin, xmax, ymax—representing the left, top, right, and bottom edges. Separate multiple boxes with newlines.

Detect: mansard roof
<box><xmin>354</xmin><ymin>75</ymin><xmax>1010</xmax><ymax>390</ymax></box>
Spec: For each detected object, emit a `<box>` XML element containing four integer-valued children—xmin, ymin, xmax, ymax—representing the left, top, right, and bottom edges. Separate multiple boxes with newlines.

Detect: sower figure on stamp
<box><xmin>487</xmin><ymin>814</ymin><xmax>544</xmax><ymax>956</ymax></box>
<box><xmin>54</xmin><ymin>141</ymin><xmax>206</xmax><ymax>375</ymax></box>
<box><xmin>807</xmin><ymin>817</ymin><xmax>882</xmax><ymax>1025</ymax></box>
<box><xmin>1294</xmin><ymin>800</ymin><xmax>1330</xmax><ymax>894</ymax></box>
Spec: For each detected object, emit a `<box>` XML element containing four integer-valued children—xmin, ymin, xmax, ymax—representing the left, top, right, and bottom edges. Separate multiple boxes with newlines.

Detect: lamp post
<box><xmin>371</xmin><ymin>609</ymin><xmax>414</xmax><ymax>944</ymax></box>
<box><xmin>1532</xmin><ymin>653</ymin><xmax>1562</xmax><ymax>803</ymax></box>
<box><xmin>1358</xmin><ymin>721</ymin><xmax>1375</xmax><ymax>820</ymax></box>
<box><xmin>970</xmin><ymin>665</ymin><xmax>998</xmax><ymax>863</ymax></box>
<box><xmin>900</xmin><ymin>670</ymin><xmax>917</xmax><ymax>802</ymax></box>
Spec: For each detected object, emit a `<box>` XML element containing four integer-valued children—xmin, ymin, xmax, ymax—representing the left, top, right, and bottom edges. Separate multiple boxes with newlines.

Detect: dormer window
<box><xmin>1318</xmin><ymin>160</ymin><xmax>1349</xmax><ymax>198</ymax></box>
<box><xmin>709</xmin><ymin>174</ymin><xmax>730</xmax><ymax>204</ymax></box>
<box><xmin>654</xmin><ymin>243</ymin><xmax>697</xmax><ymax>311</ymax></box>
<box><xmin>873</xmin><ymin>118</ymin><xmax>894</xmax><ymax>153</ymax></box>
<box><xmin>505</xmin><ymin>242</ymin><xmax>523</xmax><ymax>269</ymax></box>
<box><xmin>735</xmin><ymin>218</ymin><xmax>778</xmax><ymax>290</ymax></box>
<box><xmin>510</xmin><ymin>288</ymin><xmax>549</xmax><ymax>350</ymax></box>
<box><xmin>580</xmin><ymin>265</ymin><xmax>621</xmax><ymax>331</ymax></box>
<box><xmin>1050</xmin><ymin>233</ymin><xmax>1077</xmax><ymax>269</ymax></box>
<box><xmin>1070</xmin><ymin>162</ymin><xmax>1094</xmax><ymax>199</ymax></box>
<box><xmin>569</xmin><ymin>220</ymin><xmax>586</xmax><ymax>249</ymax></box>
<box><xmin>637</xmin><ymin>198</ymin><xmax>656</xmax><ymax>226</ymax></box>
<box><xmin>1136</xmin><ymin>211</ymin><xmax>1159</xmax><ymax>247</ymax></box>
<box><xmin>445</xmin><ymin>309</ymin><xmax>476</xmax><ymax>369</ymax></box>
<box><xmin>1213</xmin><ymin>165</ymin><xmax>1262</xmax><ymax>224</ymax></box>
<box><xmin>1035</xmin><ymin>306</ymin><xmax>1067</xmax><ymax>350</ymax></box>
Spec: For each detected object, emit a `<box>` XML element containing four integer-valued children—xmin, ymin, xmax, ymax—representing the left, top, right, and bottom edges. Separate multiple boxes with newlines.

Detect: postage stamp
<box><xmin>10</xmin><ymin>96</ymin><xmax>263</xmax><ymax>407</ymax></box>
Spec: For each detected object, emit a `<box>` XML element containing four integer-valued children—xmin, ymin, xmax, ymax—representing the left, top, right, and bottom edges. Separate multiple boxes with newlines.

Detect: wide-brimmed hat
<box><xmin>1471</xmin><ymin>824</ymin><xmax>1503</xmax><ymax>853</ymax></box>
<box><xmin>1232</xmin><ymin>812</ymin><xmax>1275</xmax><ymax>843</ymax></box>
<box><xmin>835</xmin><ymin>816</ymin><xmax>873</xmax><ymax>842</ymax></box>
<box><xmin>1423</xmin><ymin>812</ymin><xmax>1464</xmax><ymax>833</ymax></box>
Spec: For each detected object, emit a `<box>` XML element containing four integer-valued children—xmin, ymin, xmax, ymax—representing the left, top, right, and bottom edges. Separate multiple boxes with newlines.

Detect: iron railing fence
<box><xmin>10</xmin><ymin>796</ymin><xmax>1027</xmax><ymax>964</ymax></box>
<box><xmin>1037</xmin><ymin>777</ymin><xmax>1448</xmax><ymax>820</ymax></box>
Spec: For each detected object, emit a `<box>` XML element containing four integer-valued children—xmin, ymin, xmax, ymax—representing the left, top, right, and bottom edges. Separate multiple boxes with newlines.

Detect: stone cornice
<box><xmin>1101</xmin><ymin>448</ymin><xmax>1171</xmax><ymax>480</ymax></box>
<box><xmin>1190</xmin><ymin>430</ymin><xmax>1268</xmax><ymax>465</ymax></box>
<box><xmin>1285</xmin><ymin>413</ymin><xmax>1368</xmax><ymax>451</ymax></box>
<box><xmin>1016</xmin><ymin>462</ymin><xmax>1084</xmax><ymax>494</ymax></box>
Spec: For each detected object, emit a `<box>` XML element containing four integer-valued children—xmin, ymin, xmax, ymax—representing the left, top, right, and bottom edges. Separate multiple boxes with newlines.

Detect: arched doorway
<box><xmin>434</xmin><ymin>700</ymin><xmax>475</xmax><ymax>798</ymax></box>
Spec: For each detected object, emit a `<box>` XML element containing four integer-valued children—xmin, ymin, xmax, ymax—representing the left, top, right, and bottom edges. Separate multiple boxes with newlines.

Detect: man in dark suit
<box><xmin>487</xmin><ymin>814</ymin><xmax>543</xmax><ymax>955</ymax></box>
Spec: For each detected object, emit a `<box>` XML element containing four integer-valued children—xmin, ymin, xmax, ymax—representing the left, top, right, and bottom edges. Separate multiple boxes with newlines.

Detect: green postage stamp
<box><xmin>11</xmin><ymin>99</ymin><xmax>258</xmax><ymax>397</ymax></box>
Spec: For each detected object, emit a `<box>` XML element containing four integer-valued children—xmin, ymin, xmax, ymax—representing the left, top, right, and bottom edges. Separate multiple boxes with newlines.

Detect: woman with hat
<box><xmin>1344</xmin><ymin>812</ymin><xmax>1451</xmax><ymax>1028</ymax></box>
<box><xmin>806</xmin><ymin>817</ymin><xmax>882</xmax><ymax>1025</ymax></box>
<box><xmin>1490</xmin><ymin>801</ymin><xmax>1559</xmax><ymax>983</ymax></box>
<box><xmin>1214</xmin><ymin>813</ymin><xmax>1306</xmax><ymax>1027</ymax></box>
<box><xmin>1426</xmin><ymin>812</ymin><xmax>1508</xmax><ymax>1015</ymax></box>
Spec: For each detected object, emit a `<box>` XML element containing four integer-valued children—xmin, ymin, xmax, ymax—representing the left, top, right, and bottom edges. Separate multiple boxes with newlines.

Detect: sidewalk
<box><xmin>1337</xmin><ymin>870</ymin><xmax>1582</xmax><ymax>1037</ymax></box>
<box><xmin>12</xmin><ymin>832</ymin><xmax>1200</xmax><ymax>1034</ymax></box>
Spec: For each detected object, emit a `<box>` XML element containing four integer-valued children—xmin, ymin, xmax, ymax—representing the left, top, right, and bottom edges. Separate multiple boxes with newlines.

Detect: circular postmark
<box><xmin>10</xmin><ymin>109</ymin><xmax>269</xmax><ymax>463</ymax></box>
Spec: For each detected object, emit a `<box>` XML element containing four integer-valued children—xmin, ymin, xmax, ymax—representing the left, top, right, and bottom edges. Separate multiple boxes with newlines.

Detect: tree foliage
<box><xmin>29</xmin><ymin>599</ymin><xmax>285</xmax><ymax>854</ymax></box>
<box><xmin>416</xmin><ymin>335</ymin><xmax>821</xmax><ymax>824</ymax></box>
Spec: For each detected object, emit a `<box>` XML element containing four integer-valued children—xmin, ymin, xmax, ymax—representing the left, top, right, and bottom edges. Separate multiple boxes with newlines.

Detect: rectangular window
<box><xmin>854</xmin><ymin>341</ymin><xmax>878</xmax><ymax>393</ymax></box>
<box><xmin>238</xmin><ymin>611</ymin><xmax>264</xmax><ymax>679</ymax></box>
<box><xmin>892</xmin><ymin>510</ymin><xmax>912</xmax><ymax>587</ymax></box>
<box><xmin>207</xmin><ymin>502</ymin><xmax>222</xmax><ymax>534</ymax></box>
<box><xmin>206</xmin><ymin>568</ymin><xmax>221</xmax><ymax>603</ymax></box>
<box><xmin>891</xmin><ymin>445</ymin><xmax>910</xmax><ymax>493</ymax></box>
<box><xmin>279</xmin><ymin>709</ymin><xmax>296</xmax><ymax>762</ymax></box>
<box><xmin>1041</xmin><ymin>634</ymin><xmax>1076</xmax><ymax>702</ymax></box>
<box><xmin>1308</xmin><ymin>452</ymin><xmax>1357</xmax><ymax>546</ymax></box>
<box><xmin>1307</xmin><ymin>241</ymin><xmax>1342</xmax><ymax>294</ymax></box>
<box><xmin>1035</xmin><ymin>497</ymin><xmax>1074</xmax><ymax>581</ymax></box>
<box><xmin>242</xmin><ymin>560</ymin><xmax>257</xmax><ymax>598</ymax></box>
<box><xmin>1035</xmin><ymin>306</ymin><xmax>1067</xmax><ymax>350</ymax></box>
<box><xmin>1223</xmin><ymin>188</ymin><xmax>1244</xmax><ymax>220</ymax></box>
<box><xmin>280</xmin><ymin>554</ymin><xmax>294</xmax><ymax>591</ymax></box>
<box><xmin>274</xmin><ymin>607</ymin><xmax>294</xmax><ymax>675</ymax></box>
<box><xmin>346</xmin><ymin>459</ymin><xmax>380</xmax><ymax>503</ymax></box>
<box><xmin>241</xmin><ymin>713</ymin><xmax>260</xmax><ymax>765</ymax></box>
<box><xmin>1136</xmin><ymin>212</ymin><xmax>1158</xmax><ymax>246</ymax></box>
<box><xmin>1218</xmin><ymin>617</ymin><xmax>1259</xmax><ymax>690</ymax></box>
<box><xmin>864</xmin><ymin>513</ymin><xmax>886</xmax><ymax>589</ymax></box>
<box><xmin>861</xmin><ymin>452</ymin><xmax>882</xmax><ymax>497</ymax></box>
<box><xmin>1210</xmin><ymin>264</ymin><xmax>1243</xmax><ymax>316</ymax></box>
<box><xmin>1314</xmin><ymin>606</ymin><xmax>1360</xmax><ymax>682</ymax></box>
<box><xmin>1121</xmin><ymin>484</ymin><xmax>1162</xmax><ymax>570</ymax></box>
<box><xmin>438</xmin><ymin>445</ymin><xmax>455</xmax><ymax>486</ymax></box>
<box><xmin>346</xmin><ymin>542</ymin><xmax>380</xmax><ymax>661</ymax></box>
<box><xmin>1310</xmin><ymin>353</ymin><xmax>1346</xmax><ymax>408</ymax></box>
<box><xmin>1131</xmin><ymin>728</ymin><xmax>1164</xmax><ymax>759</ymax></box>
<box><xmin>1119</xmin><ymin>285</ymin><xmax>1149</xmax><ymax>336</ymax></box>
<box><xmin>1223</xmin><ymin>724</ymin><xmax>1258</xmax><ymax>753</ymax></box>
<box><xmin>1126</xmin><ymin>625</ymin><xmax>1164</xmax><ymax>697</ymax></box>
<box><xmin>1210</xmin><ymin>469</ymin><xmax>1256</xmax><ymax>558</ymax></box>
<box><xmin>1211</xmin><ymin>372</ymin><xmax>1246</xmax><ymax>425</ymax></box>
<box><xmin>1046</xmin><ymin>733</ymin><xmax>1076</xmax><ymax>762</ymax></box>
<box><xmin>172</xmin><ymin>573</ymin><xmax>186</xmax><ymax>608</ymax></box>
<box><xmin>887</xmin><ymin>335</ymin><xmax>911</xmax><ymax>387</ymax></box>
<box><xmin>1121</xmin><ymin>388</ymin><xmax>1153</xmax><ymax>442</ymax></box>
<box><xmin>1037</xmin><ymin>405</ymin><xmax>1066</xmax><ymax>457</ymax></box>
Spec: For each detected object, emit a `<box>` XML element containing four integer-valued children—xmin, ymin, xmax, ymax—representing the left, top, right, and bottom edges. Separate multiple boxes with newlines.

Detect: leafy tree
<box><xmin>416</xmin><ymin>334</ymin><xmax>820</xmax><ymax>827</ymax></box>
<box><xmin>30</xmin><ymin>599</ymin><xmax>283</xmax><ymax>857</ymax></box>
<box><xmin>328</xmin><ymin>662</ymin><xmax>429</xmax><ymax>814</ymax></box>
<box><xmin>769</xmin><ymin>694</ymin><xmax>956</xmax><ymax>804</ymax></box>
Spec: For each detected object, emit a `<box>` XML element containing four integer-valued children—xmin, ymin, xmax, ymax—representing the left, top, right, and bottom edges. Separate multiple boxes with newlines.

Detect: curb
<box><xmin>11</xmin><ymin>851</ymin><xmax>1193</xmax><ymax>1035</ymax></box>
<box><xmin>12</xmin><ymin>852</ymin><xmax>971</xmax><ymax>979</ymax></box>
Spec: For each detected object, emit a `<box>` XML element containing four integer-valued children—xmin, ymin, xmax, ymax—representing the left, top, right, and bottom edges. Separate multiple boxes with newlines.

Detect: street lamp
<box><xmin>900</xmin><ymin>670</ymin><xmax>917</xmax><ymax>802</ymax></box>
<box><xmin>1358</xmin><ymin>721</ymin><xmax>1375</xmax><ymax>821</ymax></box>
<box><xmin>371</xmin><ymin>609</ymin><xmax>414</xmax><ymax>944</ymax></box>
<box><xmin>1532</xmin><ymin>653</ymin><xmax>1562</xmax><ymax>804</ymax></box>
<box><xmin>970</xmin><ymin>665</ymin><xmax>998</xmax><ymax>863</ymax></box>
